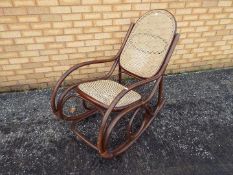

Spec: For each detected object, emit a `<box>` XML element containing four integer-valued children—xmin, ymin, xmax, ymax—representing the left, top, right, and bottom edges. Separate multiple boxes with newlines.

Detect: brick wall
<box><xmin>0</xmin><ymin>0</ymin><xmax>233</xmax><ymax>92</ymax></box>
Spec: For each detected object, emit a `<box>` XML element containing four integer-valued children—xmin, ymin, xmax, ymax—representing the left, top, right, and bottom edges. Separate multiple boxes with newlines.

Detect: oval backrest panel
<box><xmin>120</xmin><ymin>10</ymin><xmax>176</xmax><ymax>78</ymax></box>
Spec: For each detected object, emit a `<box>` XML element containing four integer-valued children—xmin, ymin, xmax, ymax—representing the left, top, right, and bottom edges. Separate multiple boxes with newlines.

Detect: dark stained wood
<box><xmin>50</xmin><ymin>11</ymin><xmax>179</xmax><ymax>158</ymax></box>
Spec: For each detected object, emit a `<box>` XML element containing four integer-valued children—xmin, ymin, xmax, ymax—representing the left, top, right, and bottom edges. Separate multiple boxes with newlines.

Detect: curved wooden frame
<box><xmin>50</xmin><ymin>11</ymin><xmax>180</xmax><ymax>159</ymax></box>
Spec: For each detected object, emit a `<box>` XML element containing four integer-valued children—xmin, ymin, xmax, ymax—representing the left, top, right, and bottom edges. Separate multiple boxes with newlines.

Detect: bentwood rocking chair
<box><xmin>51</xmin><ymin>10</ymin><xmax>179</xmax><ymax>158</ymax></box>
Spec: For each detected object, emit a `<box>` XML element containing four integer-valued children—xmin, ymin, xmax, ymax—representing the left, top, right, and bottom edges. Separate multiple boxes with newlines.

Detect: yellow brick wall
<box><xmin>0</xmin><ymin>0</ymin><xmax>233</xmax><ymax>92</ymax></box>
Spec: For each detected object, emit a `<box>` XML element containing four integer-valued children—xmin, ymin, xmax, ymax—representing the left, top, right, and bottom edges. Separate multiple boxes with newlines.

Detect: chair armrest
<box><xmin>109</xmin><ymin>75</ymin><xmax>163</xmax><ymax>110</ymax></box>
<box><xmin>97</xmin><ymin>75</ymin><xmax>162</xmax><ymax>151</ymax></box>
<box><xmin>50</xmin><ymin>56</ymin><xmax>118</xmax><ymax>113</ymax></box>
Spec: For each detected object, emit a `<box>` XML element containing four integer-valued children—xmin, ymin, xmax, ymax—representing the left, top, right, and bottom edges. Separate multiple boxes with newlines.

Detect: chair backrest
<box><xmin>120</xmin><ymin>10</ymin><xmax>176</xmax><ymax>78</ymax></box>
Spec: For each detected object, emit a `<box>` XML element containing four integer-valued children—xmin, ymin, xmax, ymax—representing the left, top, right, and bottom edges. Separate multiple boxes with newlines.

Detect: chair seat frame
<box><xmin>51</xmin><ymin>22</ymin><xmax>179</xmax><ymax>159</ymax></box>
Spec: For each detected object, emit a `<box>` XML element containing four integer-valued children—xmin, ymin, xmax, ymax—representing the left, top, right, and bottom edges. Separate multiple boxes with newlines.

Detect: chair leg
<box><xmin>69</xmin><ymin>77</ymin><xmax>166</xmax><ymax>158</ymax></box>
<box><xmin>157</xmin><ymin>76</ymin><xmax>164</xmax><ymax>106</ymax></box>
<box><xmin>118</xmin><ymin>66</ymin><xmax>122</xmax><ymax>84</ymax></box>
<box><xmin>97</xmin><ymin>105</ymin><xmax>155</xmax><ymax>159</ymax></box>
<box><xmin>70</xmin><ymin>100</ymin><xmax>165</xmax><ymax>159</ymax></box>
<box><xmin>82</xmin><ymin>99</ymin><xmax>95</xmax><ymax>110</ymax></box>
<box><xmin>98</xmin><ymin>86</ymin><xmax>167</xmax><ymax>159</ymax></box>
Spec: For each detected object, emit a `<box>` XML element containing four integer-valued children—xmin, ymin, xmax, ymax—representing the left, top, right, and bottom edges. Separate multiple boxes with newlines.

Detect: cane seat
<box><xmin>78</xmin><ymin>80</ymin><xmax>141</xmax><ymax>108</ymax></box>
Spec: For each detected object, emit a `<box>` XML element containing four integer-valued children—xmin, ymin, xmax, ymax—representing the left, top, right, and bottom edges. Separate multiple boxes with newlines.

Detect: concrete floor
<box><xmin>0</xmin><ymin>68</ymin><xmax>233</xmax><ymax>175</ymax></box>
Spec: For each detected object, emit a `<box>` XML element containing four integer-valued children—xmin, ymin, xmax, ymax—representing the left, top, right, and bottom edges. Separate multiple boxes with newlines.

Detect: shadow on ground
<box><xmin>0</xmin><ymin>69</ymin><xmax>233</xmax><ymax>175</ymax></box>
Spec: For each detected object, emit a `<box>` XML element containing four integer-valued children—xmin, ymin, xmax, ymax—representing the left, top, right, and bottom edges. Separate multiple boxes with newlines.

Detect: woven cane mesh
<box><xmin>120</xmin><ymin>10</ymin><xmax>176</xmax><ymax>78</ymax></box>
<box><xmin>78</xmin><ymin>80</ymin><xmax>141</xmax><ymax>107</ymax></box>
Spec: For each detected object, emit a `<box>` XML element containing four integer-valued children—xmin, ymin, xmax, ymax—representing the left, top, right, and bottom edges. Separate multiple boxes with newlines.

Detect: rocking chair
<box><xmin>51</xmin><ymin>10</ymin><xmax>179</xmax><ymax>158</ymax></box>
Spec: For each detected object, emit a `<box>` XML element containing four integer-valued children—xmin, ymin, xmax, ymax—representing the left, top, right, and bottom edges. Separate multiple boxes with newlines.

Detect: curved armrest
<box><xmin>50</xmin><ymin>56</ymin><xmax>118</xmax><ymax>114</ymax></box>
<box><xmin>97</xmin><ymin>75</ymin><xmax>162</xmax><ymax>152</ymax></box>
<box><xmin>105</xmin><ymin>75</ymin><xmax>162</xmax><ymax>114</ymax></box>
